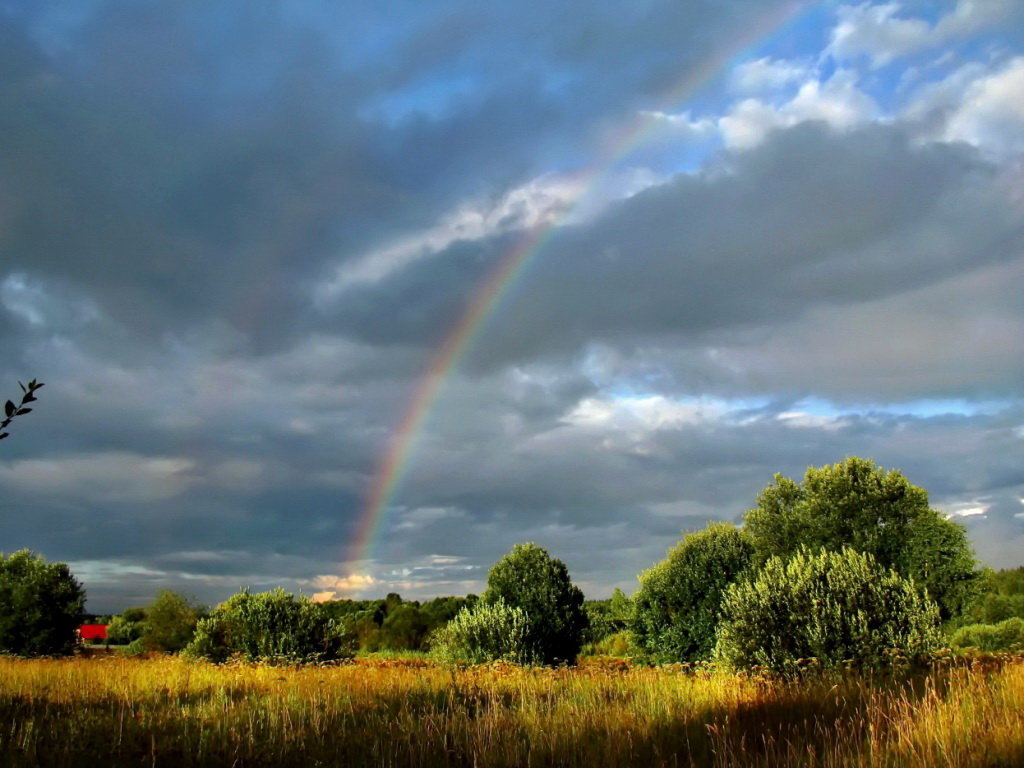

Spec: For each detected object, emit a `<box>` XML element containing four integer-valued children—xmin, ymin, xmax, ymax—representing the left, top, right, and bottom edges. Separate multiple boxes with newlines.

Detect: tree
<box><xmin>184</xmin><ymin>588</ymin><xmax>355</xmax><ymax>664</ymax></box>
<box><xmin>1</xmin><ymin>379</ymin><xmax>43</xmax><ymax>442</ymax></box>
<box><xmin>482</xmin><ymin>543</ymin><xmax>588</xmax><ymax>665</ymax></box>
<box><xmin>632</xmin><ymin>523</ymin><xmax>754</xmax><ymax>663</ymax></box>
<box><xmin>143</xmin><ymin>590</ymin><xmax>204</xmax><ymax>652</ymax></box>
<box><xmin>744</xmin><ymin>457</ymin><xmax>979</xmax><ymax>620</ymax></box>
<box><xmin>715</xmin><ymin>547</ymin><xmax>941</xmax><ymax>672</ymax></box>
<box><xmin>0</xmin><ymin>550</ymin><xmax>85</xmax><ymax>656</ymax></box>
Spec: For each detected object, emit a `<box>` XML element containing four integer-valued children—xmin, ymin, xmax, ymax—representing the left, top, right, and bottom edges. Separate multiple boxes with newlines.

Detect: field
<box><xmin>2</xmin><ymin>655</ymin><xmax>1023</xmax><ymax>767</ymax></box>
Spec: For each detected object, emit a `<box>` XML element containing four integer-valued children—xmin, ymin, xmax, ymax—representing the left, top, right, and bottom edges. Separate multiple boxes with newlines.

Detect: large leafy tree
<box><xmin>744</xmin><ymin>457</ymin><xmax>979</xmax><ymax>620</ymax></box>
<box><xmin>632</xmin><ymin>523</ymin><xmax>754</xmax><ymax>663</ymax></box>
<box><xmin>482</xmin><ymin>543</ymin><xmax>588</xmax><ymax>665</ymax></box>
<box><xmin>0</xmin><ymin>550</ymin><xmax>85</xmax><ymax>656</ymax></box>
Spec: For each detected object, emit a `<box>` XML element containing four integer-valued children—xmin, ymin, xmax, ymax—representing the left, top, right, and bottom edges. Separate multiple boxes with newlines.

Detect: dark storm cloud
<box><xmin>327</xmin><ymin>122</ymin><xmax>1022</xmax><ymax>378</ymax></box>
<box><xmin>1</xmin><ymin>0</ymin><xmax>784</xmax><ymax>350</ymax></box>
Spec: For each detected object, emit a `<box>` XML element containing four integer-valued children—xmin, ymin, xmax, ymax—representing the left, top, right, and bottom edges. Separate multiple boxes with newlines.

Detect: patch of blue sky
<box><xmin>358</xmin><ymin>71</ymin><xmax>484</xmax><ymax>127</ymax></box>
<box><xmin>791</xmin><ymin>396</ymin><xmax>1014</xmax><ymax>420</ymax></box>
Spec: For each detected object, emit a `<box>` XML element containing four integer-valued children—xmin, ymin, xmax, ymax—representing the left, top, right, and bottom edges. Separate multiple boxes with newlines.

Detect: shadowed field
<box><xmin>1</xmin><ymin>655</ymin><xmax>1022</xmax><ymax>767</ymax></box>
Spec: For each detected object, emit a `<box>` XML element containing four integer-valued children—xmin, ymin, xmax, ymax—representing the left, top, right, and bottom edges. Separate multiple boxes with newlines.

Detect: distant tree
<box><xmin>0</xmin><ymin>550</ymin><xmax>85</xmax><ymax>656</ymax></box>
<box><xmin>632</xmin><ymin>523</ymin><xmax>754</xmax><ymax>663</ymax></box>
<box><xmin>744</xmin><ymin>457</ymin><xmax>980</xmax><ymax>620</ymax></box>
<box><xmin>482</xmin><ymin>543</ymin><xmax>588</xmax><ymax>665</ymax></box>
<box><xmin>715</xmin><ymin>547</ymin><xmax>941</xmax><ymax>672</ymax></box>
<box><xmin>0</xmin><ymin>380</ymin><xmax>43</xmax><ymax>443</ymax></box>
<box><xmin>185</xmin><ymin>588</ymin><xmax>355</xmax><ymax>664</ymax></box>
<box><xmin>106</xmin><ymin>610</ymin><xmax>147</xmax><ymax>646</ymax></box>
<box><xmin>143</xmin><ymin>590</ymin><xmax>205</xmax><ymax>652</ymax></box>
<box><xmin>950</xmin><ymin>617</ymin><xmax>1024</xmax><ymax>651</ymax></box>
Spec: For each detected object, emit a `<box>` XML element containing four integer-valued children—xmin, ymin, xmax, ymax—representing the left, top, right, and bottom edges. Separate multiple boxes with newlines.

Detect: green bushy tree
<box><xmin>633</xmin><ymin>523</ymin><xmax>753</xmax><ymax>663</ymax></box>
<box><xmin>715</xmin><ymin>547</ymin><xmax>941</xmax><ymax>672</ymax></box>
<box><xmin>429</xmin><ymin>599</ymin><xmax>535</xmax><ymax>665</ymax></box>
<box><xmin>143</xmin><ymin>590</ymin><xmax>204</xmax><ymax>652</ymax></box>
<box><xmin>745</xmin><ymin>457</ymin><xmax>979</xmax><ymax>620</ymax></box>
<box><xmin>949</xmin><ymin>617</ymin><xmax>1024</xmax><ymax>651</ymax></box>
<box><xmin>184</xmin><ymin>588</ymin><xmax>355</xmax><ymax>664</ymax></box>
<box><xmin>482</xmin><ymin>543</ymin><xmax>588</xmax><ymax>665</ymax></box>
<box><xmin>0</xmin><ymin>550</ymin><xmax>85</xmax><ymax>656</ymax></box>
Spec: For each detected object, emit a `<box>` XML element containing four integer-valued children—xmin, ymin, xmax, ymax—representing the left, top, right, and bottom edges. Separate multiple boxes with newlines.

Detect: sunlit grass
<box><xmin>1</xmin><ymin>654</ymin><xmax>1022</xmax><ymax>766</ymax></box>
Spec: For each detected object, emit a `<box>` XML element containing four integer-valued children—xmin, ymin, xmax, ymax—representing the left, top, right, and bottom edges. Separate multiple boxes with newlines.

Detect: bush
<box><xmin>632</xmin><ymin>523</ymin><xmax>753</xmax><ymax>663</ymax></box>
<box><xmin>429</xmin><ymin>599</ymin><xmax>536</xmax><ymax>665</ymax></box>
<box><xmin>715</xmin><ymin>547</ymin><xmax>941</xmax><ymax>672</ymax></box>
<box><xmin>585</xmin><ymin>630</ymin><xmax>636</xmax><ymax>658</ymax></box>
<box><xmin>950</xmin><ymin>618</ymin><xmax>1024</xmax><ymax>651</ymax></box>
<box><xmin>0</xmin><ymin>550</ymin><xmax>85</xmax><ymax>656</ymax></box>
<box><xmin>184</xmin><ymin>588</ymin><xmax>355</xmax><ymax>664</ymax></box>
<box><xmin>482</xmin><ymin>543</ymin><xmax>588</xmax><ymax>665</ymax></box>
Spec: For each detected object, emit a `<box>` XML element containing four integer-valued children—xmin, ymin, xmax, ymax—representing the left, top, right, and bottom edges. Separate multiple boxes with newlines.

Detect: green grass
<box><xmin>1</xmin><ymin>654</ymin><xmax>1022</xmax><ymax>766</ymax></box>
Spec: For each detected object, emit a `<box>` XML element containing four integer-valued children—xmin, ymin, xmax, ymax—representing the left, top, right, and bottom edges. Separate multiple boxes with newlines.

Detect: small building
<box><xmin>78</xmin><ymin>624</ymin><xmax>108</xmax><ymax>644</ymax></box>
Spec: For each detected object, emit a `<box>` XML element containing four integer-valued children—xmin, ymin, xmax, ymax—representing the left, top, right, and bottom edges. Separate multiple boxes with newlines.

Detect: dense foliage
<box><xmin>108</xmin><ymin>592</ymin><xmax>205</xmax><ymax>653</ymax></box>
<box><xmin>482</xmin><ymin>543</ymin><xmax>588</xmax><ymax>665</ymax></box>
<box><xmin>185</xmin><ymin>588</ymin><xmax>355</xmax><ymax>664</ymax></box>
<box><xmin>633</xmin><ymin>523</ymin><xmax>753</xmax><ymax>663</ymax></box>
<box><xmin>715</xmin><ymin>547</ymin><xmax>941</xmax><ymax>672</ymax></box>
<box><xmin>744</xmin><ymin>457</ymin><xmax>979</xmax><ymax>620</ymax></box>
<box><xmin>950</xmin><ymin>617</ymin><xmax>1024</xmax><ymax>651</ymax></box>
<box><xmin>429</xmin><ymin>599</ymin><xmax>535</xmax><ymax>665</ymax></box>
<box><xmin>957</xmin><ymin>566</ymin><xmax>1024</xmax><ymax>626</ymax></box>
<box><xmin>0</xmin><ymin>550</ymin><xmax>84</xmax><ymax>656</ymax></box>
<box><xmin>320</xmin><ymin>594</ymin><xmax>476</xmax><ymax>652</ymax></box>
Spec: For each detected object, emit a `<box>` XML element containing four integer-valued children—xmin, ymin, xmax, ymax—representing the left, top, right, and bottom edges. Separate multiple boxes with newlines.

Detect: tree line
<box><xmin>4</xmin><ymin>458</ymin><xmax>1024</xmax><ymax>669</ymax></box>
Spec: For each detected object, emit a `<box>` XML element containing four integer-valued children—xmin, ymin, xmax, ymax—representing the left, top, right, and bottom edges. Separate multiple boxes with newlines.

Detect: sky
<box><xmin>1</xmin><ymin>0</ymin><xmax>1023</xmax><ymax>612</ymax></box>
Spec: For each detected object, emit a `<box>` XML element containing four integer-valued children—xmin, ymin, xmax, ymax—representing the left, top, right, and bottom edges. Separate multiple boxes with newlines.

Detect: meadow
<box><xmin>2</xmin><ymin>654</ymin><xmax>1023</xmax><ymax>767</ymax></box>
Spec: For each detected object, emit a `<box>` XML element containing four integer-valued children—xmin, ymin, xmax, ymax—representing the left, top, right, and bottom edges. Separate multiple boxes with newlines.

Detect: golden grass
<box><xmin>1</xmin><ymin>655</ymin><xmax>1022</xmax><ymax>767</ymax></box>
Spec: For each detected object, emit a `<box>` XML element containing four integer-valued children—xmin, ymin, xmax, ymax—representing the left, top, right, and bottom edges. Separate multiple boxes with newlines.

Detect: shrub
<box><xmin>950</xmin><ymin>617</ymin><xmax>1024</xmax><ymax>651</ymax></box>
<box><xmin>429</xmin><ymin>599</ymin><xmax>536</xmax><ymax>665</ymax></box>
<box><xmin>632</xmin><ymin>523</ymin><xmax>753</xmax><ymax>663</ymax></box>
<box><xmin>184</xmin><ymin>588</ymin><xmax>355</xmax><ymax>664</ymax></box>
<box><xmin>715</xmin><ymin>547</ymin><xmax>941</xmax><ymax>672</ymax></box>
<box><xmin>482</xmin><ymin>543</ymin><xmax>588</xmax><ymax>665</ymax></box>
<box><xmin>0</xmin><ymin>550</ymin><xmax>85</xmax><ymax>656</ymax></box>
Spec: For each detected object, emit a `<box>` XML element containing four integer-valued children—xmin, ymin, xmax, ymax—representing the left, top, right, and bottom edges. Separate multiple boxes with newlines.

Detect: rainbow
<box><xmin>344</xmin><ymin>0</ymin><xmax>813</xmax><ymax>579</ymax></box>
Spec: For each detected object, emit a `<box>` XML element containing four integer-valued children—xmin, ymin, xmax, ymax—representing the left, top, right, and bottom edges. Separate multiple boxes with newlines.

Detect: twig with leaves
<box><xmin>1</xmin><ymin>379</ymin><xmax>44</xmax><ymax>441</ymax></box>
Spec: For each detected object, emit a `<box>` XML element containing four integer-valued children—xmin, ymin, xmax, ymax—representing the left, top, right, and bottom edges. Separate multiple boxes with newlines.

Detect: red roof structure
<box><xmin>78</xmin><ymin>624</ymin><xmax>108</xmax><ymax>641</ymax></box>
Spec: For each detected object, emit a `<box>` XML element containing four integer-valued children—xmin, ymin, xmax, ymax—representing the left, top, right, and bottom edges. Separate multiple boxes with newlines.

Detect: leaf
<box><xmin>18</xmin><ymin>381</ymin><xmax>25</xmax><ymax>393</ymax></box>
<box><xmin>22</xmin><ymin>394</ymin><xmax>35</xmax><ymax>403</ymax></box>
<box><xmin>0</xmin><ymin>433</ymin><xmax>7</xmax><ymax>440</ymax></box>
<box><xmin>4</xmin><ymin>401</ymin><xmax>14</xmax><ymax>418</ymax></box>
<box><xmin>16</xmin><ymin>408</ymin><xmax>31</xmax><ymax>416</ymax></box>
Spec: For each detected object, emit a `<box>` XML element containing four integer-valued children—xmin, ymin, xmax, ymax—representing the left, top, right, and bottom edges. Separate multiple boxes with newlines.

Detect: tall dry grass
<box><xmin>0</xmin><ymin>654</ymin><xmax>1021</xmax><ymax>767</ymax></box>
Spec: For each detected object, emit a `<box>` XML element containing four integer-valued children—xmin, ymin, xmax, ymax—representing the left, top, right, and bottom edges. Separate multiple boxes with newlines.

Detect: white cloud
<box><xmin>731</xmin><ymin>57</ymin><xmax>814</xmax><ymax>93</ymax></box>
<box><xmin>718</xmin><ymin>69</ymin><xmax>878</xmax><ymax>149</ymax></box>
<box><xmin>308</xmin><ymin>572</ymin><xmax>378</xmax><ymax>602</ymax></box>
<box><xmin>317</xmin><ymin>174</ymin><xmax>586</xmax><ymax>297</ymax></box>
<box><xmin>944</xmin><ymin>57</ymin><xmax>1024</xmax><ymax>156</ymax></box>
<box><xmin>828</xmin><ymin>0</ymin><xmax>1015</xmax><ymax>68</ymax></box>
<box><xmin>564</xmin><ymin>395</ymin><xmax>728</xmax><ymax>430</ymax></box>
